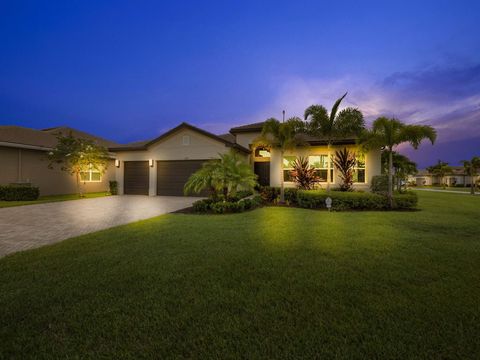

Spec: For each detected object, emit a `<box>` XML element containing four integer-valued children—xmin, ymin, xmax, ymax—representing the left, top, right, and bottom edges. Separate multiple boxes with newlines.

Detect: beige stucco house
<box><xmin>1</xmin><ymin>121</ymin><xmax>382</xmax><ymax>196</ymax></box>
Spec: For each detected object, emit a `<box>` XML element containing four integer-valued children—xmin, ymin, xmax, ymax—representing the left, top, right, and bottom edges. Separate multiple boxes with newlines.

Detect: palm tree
<box><xmin>184</xmin><ymin>151</ymin><xmax>257</xmax><ymax>199</ymax></box>
<box><xmin>427</xmin><ymin>160</ymin><xmax>452</xmax><ymax>189</ymax></box>
<box><xmin>363</xmin><ymin>117</ymin><xmax>436</xmax><ymax>208</ymax></box>
<box><xmin>461</xmin><ymin>156</ymin><xmax>480</xmax><ymax>194</ymax></box>
<box><xmin>256</xmin><ymin>117</ymin><xmax>306</xmax><ymax>203</ymax></box>
<box><xmin>304</xmin><ymin>93</ymin><xmax>365</xmax><ymax>191</ymax></box>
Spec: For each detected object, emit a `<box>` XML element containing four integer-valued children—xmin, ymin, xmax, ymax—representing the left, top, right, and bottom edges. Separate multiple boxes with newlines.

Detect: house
<box><xmin>0</xmin><ymin>126</ymin><xmax>117</xmax><ymax>195</ymax></box>
<box><xmin>409</xmin><ymin>167</ymin><xmax>480</xmax><ymax>187</ymax></box>
<box><xmin>1</xmin><ymin>122</ymin><xmax>382</xmax><ymax>196</ymax></box>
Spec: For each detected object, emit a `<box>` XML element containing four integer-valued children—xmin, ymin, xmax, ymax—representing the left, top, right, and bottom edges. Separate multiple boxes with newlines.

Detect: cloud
<box><xmin>245</xmin><ymin>63</ymin><xmax>480</xmax><ymax>144</ymax></box>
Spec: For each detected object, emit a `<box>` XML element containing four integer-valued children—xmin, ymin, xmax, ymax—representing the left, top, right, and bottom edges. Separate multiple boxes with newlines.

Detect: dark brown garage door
<box><xmin>124</xmin><ymin>161</ymin><xmax>149</xmax><ymax>195</ymax></box>
<box><xmin>157</xmin><ymin>160</ymin><xmax>207</xmax><ymax>196</ymax></box>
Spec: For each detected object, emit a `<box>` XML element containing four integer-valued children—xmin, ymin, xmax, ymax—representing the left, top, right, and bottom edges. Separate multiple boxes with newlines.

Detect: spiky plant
<box><xmin>290</xmin><ymin>157</ymin><xmax>319</xmax><ymax>190</ymax></box>
<box><xmin>333</xmin><ymin>147</ymin><xmax>356</xmax><ymax>191</ymax></box>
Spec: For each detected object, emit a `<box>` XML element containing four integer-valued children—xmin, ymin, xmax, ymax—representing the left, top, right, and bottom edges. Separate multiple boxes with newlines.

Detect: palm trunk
<box><xmin>326</xmin><ymin>143</ymin><xmax>331</xmax><ymax>192</ymax></box>
<box><xmin>280</xmin><ymin>149</ymin><xmax>285</xmax><ymax>203</ymax></box>
<box><xmin>388</xmin><ymin>149</ymin><xmax>393</xmax><ymax>208</ymax></box>
<box><xmin>471</xmin><ymin>175</ymin><xmax>475</xmax><ymax>195</ymax></box>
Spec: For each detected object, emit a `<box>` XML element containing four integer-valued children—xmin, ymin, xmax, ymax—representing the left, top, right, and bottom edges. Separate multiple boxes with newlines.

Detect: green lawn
<box><xmin>0</xmin><ymin>191</ymin><xmax>110</xmax><ymax>208</ymax></box>
<box><xmin>414</xmin><ymin>185</ymin><xmax>473</xmax><ymax>192</ymax></box>
<box><xmin>1</xmin><ymin>192</ymin><xmax>479</xmax><ymax>358</ymax></box>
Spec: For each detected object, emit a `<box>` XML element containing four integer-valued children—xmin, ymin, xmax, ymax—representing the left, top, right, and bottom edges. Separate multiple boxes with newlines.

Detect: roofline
<box><xmin>109</xmin><ymin>122</ymin><xmax>251</xmax><ymax>154</ymax></box>
<box><xmin>229</xmin><ymin>126</ymin><xmax>264</xmax><ymax>134</ymax></box>
<box><xmin>0</xmin><ymin>141</ymin><xmax>53</xmax><ymax>151</ymax></box>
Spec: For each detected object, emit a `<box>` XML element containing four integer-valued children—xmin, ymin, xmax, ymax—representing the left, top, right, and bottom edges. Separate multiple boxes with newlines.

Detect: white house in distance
<box><xmin>409</xmin><ymin>167</ymin><xmax>480</xmax><ymax>187</ymax></box>
<box><xmin>1</xmin><ymin>121</ymin><xmax>382</xmax><ymax>196</ymax></box>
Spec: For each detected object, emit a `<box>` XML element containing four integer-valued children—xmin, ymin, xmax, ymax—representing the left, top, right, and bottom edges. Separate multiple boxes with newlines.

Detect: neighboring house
<box><xmin>1</xmin><ymin>121</ymin><xmax>382</xmax><ymax>196</ymax></box>
<box><xmin>0</xmin><ymin>126</ymin><xmax>117</xmax><ymax>195</ymax></box>
<box><xmin>409</xmin><ymin>167</ymin><xmax>480</xmax><ymax>187</ymax></box>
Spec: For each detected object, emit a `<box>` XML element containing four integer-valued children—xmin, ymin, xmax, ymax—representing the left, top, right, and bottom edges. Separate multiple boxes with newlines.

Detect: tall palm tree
<box><xmin>257</xmin><ymin>117</ymin><xmax>306</xmax><ymax>203</ymax></box>
<box><xmin>363</xmin><ymin>117</ymin><xmax>436</xmax><ymax>208</ymax></box>
<box><xmin>461</xmin><ymin>156</ymin><xmax>480</xmax><ymax>195</ymax></box>
<box><xmin>304</xmin><ymin>93</ymin><xmax>365</xmax><ymax>191</ymax></box>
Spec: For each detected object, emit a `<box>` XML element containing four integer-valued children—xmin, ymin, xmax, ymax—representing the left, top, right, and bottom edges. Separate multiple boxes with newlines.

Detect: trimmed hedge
<box><xmin>296</xmin><ymin>190</ymin><xmax>417</xmax><ymax>211</ymax></box>
<box><xmin>258</xmin><ymin>186</ymin><xmax>298</xmax><ymax>204</ymax></box>
<box><xmin>0</xmin><ymin>185</ymin><xmax>40</xmax><ymax>201</ymax></box>
<box><xmin>109</xmin><ymin>181</ymin><xmax>118</xmax><ymax>195</ymax></box>
<box><xmin>192</xmin><ymin>195</ymin><xmax>262</xmax><ymax>214</ymax></box>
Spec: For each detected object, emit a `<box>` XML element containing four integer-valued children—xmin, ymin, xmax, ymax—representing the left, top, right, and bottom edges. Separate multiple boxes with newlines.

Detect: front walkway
<box><xmin>0</xmin><ymin>196</ymin><xmax>197</xmax><ymax>257</ymax></box>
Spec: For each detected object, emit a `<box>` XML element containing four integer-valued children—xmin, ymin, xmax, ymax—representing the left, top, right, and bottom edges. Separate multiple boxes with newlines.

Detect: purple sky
<box><xmin>1</xmin><ymin>0</ymin><xmax>479</xmax><ymax>168</ymax></box>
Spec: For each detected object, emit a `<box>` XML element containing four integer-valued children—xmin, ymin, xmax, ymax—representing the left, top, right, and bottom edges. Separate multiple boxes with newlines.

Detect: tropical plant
<box><xmin>361</xmin><ymin>117</ymin><xmax>436</xmax><ymax>208</ymax></box>
<box><xmin>427</xmin><ymin>160</ymin><xmax>452</xmax><ymax>189</ymax></box>
<box><xmin>304</xmin><ymin>93</ymin><xmax>365</xmax><ymax>191</ymax></box>
<box><xmin>381</xmin><ymin>151</ymin><xmax>418</xmax><ymax>191</ymax></box>
<box><xmin>47</xmin><ymin>132</ymin><xmax>110</xmax><ymax>196</ymax></box>
<box><xmin>256</xmin><ymin>117</ymin><xmax>306</xmax><ymax>203</ymax></box>
<box><xmin>290</xmin><ymin>157</ymin><xmax>319</xmax><ymax>190</ymax></box>
<box><xmin>461</xmin><ymin>156</ymin><xmax>480</xmax><ymax>194</ymax></box>
<box><xmin>184</xmin><ymin>151</ymin><xmax>257</xmax><ymax>199</ymax></box>
<box><xmin>333</xmin><ymin>147</ymin><xmax>356</xmax><ymax>191</ymax></box>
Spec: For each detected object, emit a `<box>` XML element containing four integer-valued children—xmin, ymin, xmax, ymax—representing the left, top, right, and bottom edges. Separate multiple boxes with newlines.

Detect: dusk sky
<box><xmin>1</xmin><ymin>0</ymin><xmax>479</xmax><ymax>167</ymax></box>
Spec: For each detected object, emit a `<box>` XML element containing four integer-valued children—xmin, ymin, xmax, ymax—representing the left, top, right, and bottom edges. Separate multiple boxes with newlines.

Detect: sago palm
<box><xmin>304</xmin><ymin>93</ymin><xmax>365</xmax><ymax>191</ymax></box>
<box><xmin>362</xmin><ymin>117</ymin><xmax>436</xmax><ymax>208</ymax></box>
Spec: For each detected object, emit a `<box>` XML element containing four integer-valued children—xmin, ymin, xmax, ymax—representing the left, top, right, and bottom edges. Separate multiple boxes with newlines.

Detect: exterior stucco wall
<box><xmin>0</xmin><ymin>146</ymin><xmax>114</xmax><ymax>196</ymax></box>
<box><xmin>115</xmin><ymin>128</ymin><xmax>246</xmax><ymax>195</ymax></box>
<box><xmin>268</xmin><ymin>145</ymin><xmax>381</xmax><ymax>191</ymax></box>
<box><xmin>234</xmin><ymin>132</ymin><xmax>260</xmax><ymax>149</ymax></box>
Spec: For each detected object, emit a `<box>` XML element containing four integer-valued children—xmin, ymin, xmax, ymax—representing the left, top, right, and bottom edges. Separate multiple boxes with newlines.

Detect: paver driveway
<box><xmin>0</xmin><ymin>195</ymin><xmax>197</xmax><ymax>257</ymax></box>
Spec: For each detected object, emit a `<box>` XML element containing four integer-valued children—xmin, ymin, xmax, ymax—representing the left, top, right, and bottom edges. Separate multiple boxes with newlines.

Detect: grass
<box><xmin>0</xmin><ymin>191</ymin><xmax>110</xmax><ymax>208</ymax></box>
<box><xmin>414</xmin><ymin>185</ymin><xmax>474</xmax><ymax>192</ymax></box>
<box><xmin>1</xmin><ymin>192</ymin><xmax>479</xmax><ymax>358</ymax></box>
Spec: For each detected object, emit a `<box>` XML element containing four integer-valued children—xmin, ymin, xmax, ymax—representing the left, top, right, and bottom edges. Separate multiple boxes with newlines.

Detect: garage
<box><xmin>157</xmin><ymin>160</ymin><xmax>207</xmax><ymax>196</ymax></box>
<box><xmin>124</xmin><ymin>161</ymin><xmax>149</xmax><ymax>195</ymax></box>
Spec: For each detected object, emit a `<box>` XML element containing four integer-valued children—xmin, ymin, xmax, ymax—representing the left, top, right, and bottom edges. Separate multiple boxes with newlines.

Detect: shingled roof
<box><xmin>0</xmin><ymin>125</ymin><xmax>119</xmax><ymax>150</ymax></box>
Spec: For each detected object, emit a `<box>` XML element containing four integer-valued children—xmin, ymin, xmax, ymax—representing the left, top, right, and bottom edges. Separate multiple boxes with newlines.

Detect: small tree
<box><xmin>290</xmin><ymin>157</ymin><xmax>319</xmax><ymax>190</ymax></box>
<box><xmin>184</xmin><ymin>151</ymin><xmax>257</xmax><ymax>199</ymax></box>
<box><xmin>461</xmin><ymin>156</ymin><xmax>480</xmax><ymax>194</ymax></box>
<box><xmin>427</xmin><ymin>160</ymin><xmax>452</xmax><ymax>189</ymax></box>
<box><xmin>47</xmin><ymin>132</ymin><xmax>110</xmax><ymax>197</ymax></box>
<box><xmin>333</xmin><ymin>147</ymin><xmax>356</xmax><ymax>191</ymax></box>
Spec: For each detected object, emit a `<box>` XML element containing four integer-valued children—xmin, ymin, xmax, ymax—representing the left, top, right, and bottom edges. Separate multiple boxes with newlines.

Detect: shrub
<box><xmin>109</xmin><ymin>181</ymin><xmax>118</xmax><ymax>195</ymax></box>
<box><xmin>290</xmin><ymin>157</ymin><xmax>319</xmax><ymax>190</ymax></box>
<box><xmin>284</xmin><ymin>188</ymin><xmax>298</xmax><ymax>205</ymax></box>
<box><xmin>192</xmin><ymin>198</ymin><xmax>216</xmax><ymax>213</ymax></box>
<box><xmin>371</xmin><ymin>175</ymin><xmax>390</xmax><ymax>194</ymax></box>
<box><xmin>192</xmin><ymin>195</ymin><xmax>262</xmax><ymax>214</ymax></box>
<box><xmin>333</xmin><ymin>147</ymin><xmax>356</xmax><ymax>191</ymax></box>
<box><xmin>296</xmin><ymin>190</ymin><xmax>417</xmax><ymax>211</ymax></box>
<box><xmin>211</xmin><ymin>201</ymin><xmax>245</xmax><ymax>214</ymax></box>
<box><xmin>259</xmin><ymin>186</ymin><xmax>279</xmax><ymax>203</ymax></box>
<box><xmin>0</xmin><ymin>185</ymin><xmax>40</xmax><ymax>201</ymax></box>
<box><xmin>240</xmin><ymin>195</ymin><xmax>262</xmax><ymax>210</ymax></box>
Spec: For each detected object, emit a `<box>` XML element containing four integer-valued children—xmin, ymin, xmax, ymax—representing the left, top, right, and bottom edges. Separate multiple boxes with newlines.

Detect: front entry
<box><xmin>254</xmin><ymin>162</ymin><xmax>270</xmax><ymax>186</ymax></box>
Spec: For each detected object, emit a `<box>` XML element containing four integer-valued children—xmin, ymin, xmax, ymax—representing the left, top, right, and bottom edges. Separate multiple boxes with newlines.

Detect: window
<box><xmin>283</xmin><ymin>156</ymin><xmax>296</xmax><ymax>181</ymax></box>
<box><xmin>353</xmin><ymin>153</ymin><xmax>366</xmax><ymax>183</ymax></box>
<box><xmin>254</xmin><ymin>147</ymin><xmax>270</xmax><ymax>158</ymax></box>
<box><xmin>80</xmin><ymin>167</ymin><xmax>102</xmax><ymax>182</ymax></box>
<box><xmin>308</xmin><ymin>155</ymin><xmax>334</xmax><ymax>182</ymax></box>
<box><xmin>182</xmin><ymin>135</ymin><xmax>190</xmax><ymax>146</ymax></box>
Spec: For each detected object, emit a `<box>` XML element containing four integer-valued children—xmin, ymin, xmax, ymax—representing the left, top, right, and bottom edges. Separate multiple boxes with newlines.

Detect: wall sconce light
<box><xmin>149</xmin><ymin>159</ymin><xmax>154</xmax><ymax>167</ymax></box>
<box><xmin>115</xmin><ymin>159</ymin><xmax>120</xmax><ymax>168</ymax></box>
